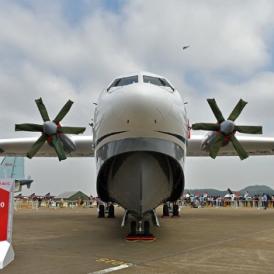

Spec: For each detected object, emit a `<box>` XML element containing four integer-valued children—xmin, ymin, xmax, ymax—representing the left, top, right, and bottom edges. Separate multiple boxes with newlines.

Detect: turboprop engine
<box><xmin>192</xmin><ymin>99</ymin><xmax>262</xmax><ymax>160</ymax></box>
<box><xmin>15</xmin><ymin>98</ymin><xmax>86</xmax><ymax>161</ymax></box>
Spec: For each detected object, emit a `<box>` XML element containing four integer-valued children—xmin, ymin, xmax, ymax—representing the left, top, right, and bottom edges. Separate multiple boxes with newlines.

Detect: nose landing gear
<box><xmin>125</xmin><ymin>210</ymin><xmax>158</xmax><ymax>241</ymax></box>
<box><xmin>126</xmin><ymin>220</ymin><xmax>155</xmax><ymax>241</ymax></box>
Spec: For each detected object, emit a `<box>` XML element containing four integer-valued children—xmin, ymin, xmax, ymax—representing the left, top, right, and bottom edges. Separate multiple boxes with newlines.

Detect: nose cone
<box><xmin>95</xmin><ymin>83</ymin><xmax>186</xmax><ymax>142</ymax></box>
<box><xmin>105</xmin><ymin>84</ymin><xmax>173</xmax><ymax>128</ymax></box>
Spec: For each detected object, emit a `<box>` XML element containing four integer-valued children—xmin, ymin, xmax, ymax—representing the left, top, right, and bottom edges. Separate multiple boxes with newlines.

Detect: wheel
<box><xmin>108</xmin><ymin>204</ymin><xmax>115</xmax><ymax>218</ymax></box>
<box><xmin>163</xmin><ymin>204</ymin><xmax>169</xmax><ymax>217</ymax></box>
<box><xmin>130</xmin><ymin>221</ymin><xmax>137</xmax><ymax>236</ymax></box>
<box><xmin>173</xmin><ymin>204</ymin><xmax>179</xmax><ymax>217</ymax></box>
<box><xmin>144</xmin><ymin>221</ymin><xmax>151</xmax><ymax>236</ymax></box>
<box><xmin>98</xmin><ymin>204</ymin><xmax>105</xmax><ymax>218</ymax></box>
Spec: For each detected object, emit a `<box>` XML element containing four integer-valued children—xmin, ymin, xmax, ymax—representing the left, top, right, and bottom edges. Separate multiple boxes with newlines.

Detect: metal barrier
<box><xmin>14</xmin><ymin>200</ymin><xmax>93</xmax><ymax>210</ymax></box>
<box><xmin>14</xmin><ymin>200</ymin><xmax>38</xmax><ymax>210</ymax></box>
<box><xmin>183</xmin><ymin>198</ymin><xmax>274</xmax><ymax>209</ymax></box>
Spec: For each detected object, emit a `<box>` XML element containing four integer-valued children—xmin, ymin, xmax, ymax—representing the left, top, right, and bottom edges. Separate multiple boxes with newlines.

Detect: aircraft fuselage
<box><xmin>93</xmin><ymin>72</ymin><xmax>188</xmax><ymax>222</ymax></box>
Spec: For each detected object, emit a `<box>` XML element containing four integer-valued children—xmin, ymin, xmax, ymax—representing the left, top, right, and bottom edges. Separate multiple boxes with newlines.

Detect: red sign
<box><xmin>0</xmin><ymin>188</ymin><xmax>10</xmax><ymax>241</ymax></box>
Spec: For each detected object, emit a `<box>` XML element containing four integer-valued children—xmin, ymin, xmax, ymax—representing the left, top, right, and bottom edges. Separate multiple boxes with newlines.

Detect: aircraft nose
<box><xmin>110</xmin><ymin>84</ymin><xmax>172</xmax><ymax>128</ymax></box>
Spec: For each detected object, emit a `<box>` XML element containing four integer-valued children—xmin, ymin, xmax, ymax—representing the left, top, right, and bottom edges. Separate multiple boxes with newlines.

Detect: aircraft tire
<box><xmin>173</xmin><ymin>204</ymin><xmax>179</xmax><ymax>216</ymax></box>
<box><xmin>163</xmin><ymin>204</ymin><xmax>169</xmax><ymax>216</ymax></box>
<box><xmin>144</xmin><ymin>221</ymin><xmax>150</xmax><ymax>236</ymax></box>
<box><xmin>108</xmin><ymin>204</ymin><xmax>115</xmax><ymax>218</ymax></box>
<box><xmin>130</xmin><ymin>221</ymin><xmax>137</xmax><ymax>236</ymax></box>
<box><xmin>98</xmin><ymin>204</ymin><xmax>105</xmax><ymax>218</ymax></box>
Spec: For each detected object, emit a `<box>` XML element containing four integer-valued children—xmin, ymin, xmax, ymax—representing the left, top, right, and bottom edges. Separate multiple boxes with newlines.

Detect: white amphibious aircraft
<box><xmin>1</xmin><ymin>71</ymin><xmax>274</xmax><ymax>238</ymax></box>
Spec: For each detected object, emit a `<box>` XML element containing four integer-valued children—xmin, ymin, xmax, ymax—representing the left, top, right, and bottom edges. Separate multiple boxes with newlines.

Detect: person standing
<box><xmin>262</xmin><ymin>193</ymin><xmax>268</xmax><ymax>210</ymax></box>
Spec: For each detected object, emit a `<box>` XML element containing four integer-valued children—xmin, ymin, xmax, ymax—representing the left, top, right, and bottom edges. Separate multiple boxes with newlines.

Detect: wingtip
<box><xmin>35</xmin><ymin>97</ymin><xmax>43</xmax><ymax>103</ymax></box>
<box><xmin>209</xmin><ymin>152</ymin><xmax>217</xmax><ymax>159</ymax></box>
<box><xmin>58</xmin><ymin>156</ymin><xmax>67</xmax><ymax>162</ymax></box>
<box><xmin>240</xmin><ymin>154</ymin><xmax>249</xmax><ymax>161</ymax></box>
<box><xmin>240</xmin><ymin>98</ymin><xmax>248</xmax><ymax>105</ymax></box>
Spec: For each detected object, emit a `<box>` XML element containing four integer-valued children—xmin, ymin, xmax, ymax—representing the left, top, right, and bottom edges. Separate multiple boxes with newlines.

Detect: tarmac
<box><xmin>2</xmin><ymin>206</ymin><xmax>274</xmax><ymax>274</ymax></box>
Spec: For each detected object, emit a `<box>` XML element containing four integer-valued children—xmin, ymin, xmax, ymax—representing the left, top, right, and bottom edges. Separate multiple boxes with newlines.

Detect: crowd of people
<box><xmin>183</xmin><ymin>192</ymin><xmax>274</xmax><ymax>209</ymax></box>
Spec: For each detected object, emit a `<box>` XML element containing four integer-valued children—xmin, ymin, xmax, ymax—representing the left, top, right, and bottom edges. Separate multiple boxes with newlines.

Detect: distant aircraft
<box><xmin>0</xmin><ymin>157</ymin><xmax>33</xmax><ymax>192</ymax></box>
<box><xmin>1</xmin><ymin>71</ymin><xmax>274</xmax><ymax>239</ymax></box>
<box><xmin>182</xmin><ymin>45</ymin><xmax>190</xmax><ymax>50</ymax></box>
<box><xmin>14</xmin><ymin>192</ymin><xmax>53</xmax><ymax>200</ymax></box>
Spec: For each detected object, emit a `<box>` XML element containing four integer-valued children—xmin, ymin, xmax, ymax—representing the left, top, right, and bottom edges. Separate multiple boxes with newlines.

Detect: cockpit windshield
<box><xmin>107</xmin><ymin>75</ymin><xmax>138</xmax><ymax>91</ymax></box>
<box><xmin>143</xmin><ymin>75</ymin><xmax>174</xmax><ymax>91</ymax></box>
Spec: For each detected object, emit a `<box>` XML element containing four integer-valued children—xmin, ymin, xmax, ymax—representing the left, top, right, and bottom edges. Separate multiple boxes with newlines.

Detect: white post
<box><xmin>0</xmin><ymin>180</ymin><xmax>15</xmax><ymax>269</ymax></box>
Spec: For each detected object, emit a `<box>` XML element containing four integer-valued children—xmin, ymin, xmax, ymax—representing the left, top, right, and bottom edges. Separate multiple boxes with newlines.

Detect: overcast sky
<box><xmin>1</xmin><ymin>0</ymin><xmax>274</xmax><ymax>195</ymax></box>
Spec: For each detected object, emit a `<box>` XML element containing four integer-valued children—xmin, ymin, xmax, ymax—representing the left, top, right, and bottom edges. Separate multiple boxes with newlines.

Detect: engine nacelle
<box><xmin>59</xmin><ymin>134</ymin><xmax>76</xmax><ymax>153</ymax></box>
<box><xmin>201</xmin><ymin>132</ymin><xmax>214</xmax><ymax>151</ymax></box>
<box><xmin>201</xmin><ymin>132</ymin><xmax>230</xmax><ymax>151</ymax></box>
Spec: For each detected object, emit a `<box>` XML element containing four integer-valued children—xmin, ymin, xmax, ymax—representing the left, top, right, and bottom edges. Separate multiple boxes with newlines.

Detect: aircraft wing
<box><xmin>0</xmin><ymin>136</ymin><xmax>94</xmax><ymax>157</ymax></box>
<box><xmin>187</xmin><ymin>135</ymin><xmax>274</xmax><ymax>157</ymax></box>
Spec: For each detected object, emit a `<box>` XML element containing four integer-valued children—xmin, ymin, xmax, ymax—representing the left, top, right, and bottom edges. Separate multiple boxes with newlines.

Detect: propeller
<box><xmin>15</xmin><ymin>98</ymin><xmax>86</xmax><ymax>161</ymax></box>
<box><xmin>192</xmin><ymin>99</ymin><xmax>262</xmax><ymax>160</ymax></box>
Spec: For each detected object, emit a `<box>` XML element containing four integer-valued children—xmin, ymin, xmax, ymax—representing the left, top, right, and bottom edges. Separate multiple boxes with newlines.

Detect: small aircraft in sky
<box><xmin>1</xmin><ymin>71</ymin><xmax>274</xmax><ymax>239</ymax></box>
<box><xmin>182</xmin><ymin>45</ymin><xmax>190</xmax><ymax>50</ymax></box>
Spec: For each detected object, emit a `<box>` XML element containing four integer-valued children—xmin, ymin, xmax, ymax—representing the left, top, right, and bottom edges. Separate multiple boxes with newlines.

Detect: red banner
<box><xmin>0</xmin><ymin>188</ymin><xmax>10</xmax><ymax>241</ymax></box>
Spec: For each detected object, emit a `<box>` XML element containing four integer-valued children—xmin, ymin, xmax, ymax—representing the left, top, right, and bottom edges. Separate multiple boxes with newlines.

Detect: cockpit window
<box><xmin>143</xmin><ymin>75</ymin><xmax>174</xmax><ymax>91</ymax></box>
<box><xmin>107</xmin><ymin>75</ymin><xmax>138</xmax><ymax>91</ymax></box>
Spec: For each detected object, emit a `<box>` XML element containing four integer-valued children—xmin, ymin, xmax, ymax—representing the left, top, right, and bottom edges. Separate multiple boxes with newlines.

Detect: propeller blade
<box><xmin>207</xmin><ymin>99</ymin><xmax>225</xmax><ymax>123</ymax></box>
<box><xmin>209</xmin><ymin>134</ymin><xmax>224</xmax><ymax>159</ymax></box>
<box><xmin>235</xmin><ymin>125</ymin><xmax>262</xmax><ymax>134</ymax></box>
<box><xmin>51</xmin><ymin>135</ymin><xmax>67</xmax><ymax>161</ymax></box>
<box><xmin>59</xmin><ymin>126</ymin><xmax>86</xmax><ymax>134</ymax></box>
<box><xmin>35</xmin><ymin>98</ymin><xmax>50</xmax><ymax>122</ymax></box>
<box><xmin>26</xmin><ymin>134</ymin><xmax>47</xmax><ymax>159</ymax></box>
<box><xmin>227</xmin><ymin>99</ymin><xmax>247</xmax><ymax>121</ymax></box>
<box><xmin>54</xmin><ymin>100</ymin><xmax>73</xmax><ymax>123</ymax></box>
<box><xmin>230</xmin><ymin>135</ymin><xmax>249</xmax><ymax>160</ymax></box>
<box><xmin>192</xmin><ymin>123</ymin><xmax>220</xmax><ymax>131</ymax></box>
<box><xmin>15</xmin><ymin>123</ymin><xmax>43</xmax><ymax>132</ymax></box>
